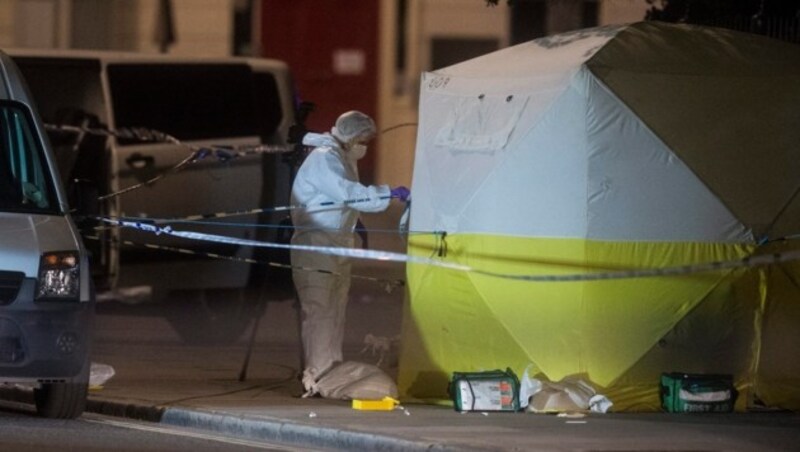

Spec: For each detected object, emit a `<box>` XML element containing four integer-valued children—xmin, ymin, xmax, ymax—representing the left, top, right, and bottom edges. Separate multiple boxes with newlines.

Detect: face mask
<box><xmin>349</xmin><ymin>143</ymin><xmax>367</xmax><ymax>160</ymax></box>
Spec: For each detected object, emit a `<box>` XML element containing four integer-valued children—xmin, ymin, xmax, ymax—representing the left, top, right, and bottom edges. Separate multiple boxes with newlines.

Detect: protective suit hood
<box><xmin>302</xmin><ymin>132</ymin><xmax>340</xmax><ymax>149</ymax></box>
<box><xmin>303</xmin><ymin>132</ymin><xmax>366</xmax><ymax>162</ymax></box>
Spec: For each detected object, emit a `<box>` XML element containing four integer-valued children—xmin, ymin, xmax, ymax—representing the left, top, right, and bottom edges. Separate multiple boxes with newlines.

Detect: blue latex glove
<box><xmin>391</xmin><ymin>186</ymin><xmax>410</xmax><ymax>202</ymax></box>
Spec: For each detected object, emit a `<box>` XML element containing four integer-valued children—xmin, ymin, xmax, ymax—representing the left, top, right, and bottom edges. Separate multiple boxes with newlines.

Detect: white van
<box><xmin>8</xmin><ymin>49</ymin><xmax>298</xmax><ymax>344</ymax></box>
<box><xmin>0</xmin><ymin>50</ymin><xmax>94</xmax><ymax>418</ymax></box>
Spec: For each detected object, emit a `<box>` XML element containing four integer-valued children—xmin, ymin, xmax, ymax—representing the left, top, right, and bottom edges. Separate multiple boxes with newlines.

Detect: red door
<box><xmin>260</xmin><ymin>0</ymin><xmax>380</xmax><ymax>183</ymax></box>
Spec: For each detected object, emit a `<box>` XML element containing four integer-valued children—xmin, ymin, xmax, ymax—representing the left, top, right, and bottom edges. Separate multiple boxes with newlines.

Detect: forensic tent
<box><xmin>398</xmin><ymin>22</ymin><xmax>800</xmax><ymax>411</ymax></box>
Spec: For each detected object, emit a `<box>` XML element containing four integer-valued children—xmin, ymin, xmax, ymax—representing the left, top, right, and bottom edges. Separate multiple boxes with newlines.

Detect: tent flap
<box><xmin>434</xmin><ymin>93</ymin><xmax>529</xmax><ymax>152</ymax></box>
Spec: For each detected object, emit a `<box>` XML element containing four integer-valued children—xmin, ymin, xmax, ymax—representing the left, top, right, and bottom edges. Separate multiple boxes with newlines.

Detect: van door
<box><xmin>7</xmin><ymin>56</ymin><xmax>116</xmax><ymax>291</ymax></box>
<box><xmin>107</xmin><ymin>63</ymin><xmax>272</xmax><ymax>293</ymax></box>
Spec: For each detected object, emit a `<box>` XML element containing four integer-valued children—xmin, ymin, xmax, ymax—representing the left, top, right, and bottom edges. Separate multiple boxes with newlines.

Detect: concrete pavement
<box><xmin>1</xmin><ymin>278</ymin><xmax>799</xmax><ymax>450</ymax></box>
<box><xmin>22</xmin><ymin>295</ymin><xmax>800</xmax><ymax>451</ymax></box>
<box><xmin>3</xmin><ymin>329</ymin><xmax>800</xmax><ymax>451</ymax></box>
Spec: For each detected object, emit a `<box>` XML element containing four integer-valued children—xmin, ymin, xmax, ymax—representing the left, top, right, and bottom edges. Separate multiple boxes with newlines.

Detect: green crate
<box><xmin>450</xmin><ymin>368</ymin><xmax>521</xmax><ymax>412</ymax></box>
<box><xmin>660</xmin><ymin>372</ymin><xmax>737</xmax><ymax>413</ymax></box>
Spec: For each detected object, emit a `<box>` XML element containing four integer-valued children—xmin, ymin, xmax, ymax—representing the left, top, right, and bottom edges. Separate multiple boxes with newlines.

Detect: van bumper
<box><xmin>0</xmin><ymin>279</ymin><xmax>94</xmax><ymax>383</ymax></box>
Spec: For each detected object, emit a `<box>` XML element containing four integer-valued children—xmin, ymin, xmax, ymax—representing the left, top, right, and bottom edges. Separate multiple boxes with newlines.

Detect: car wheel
<box><xmin>34</xmin><ymin>381</ymin><xmax>88</xmax><ymax>419</ymax></box>
<box><xmin>166</xmin><ymin>288</ymin><xmax>263</xmax><ymax>345</ymax></box>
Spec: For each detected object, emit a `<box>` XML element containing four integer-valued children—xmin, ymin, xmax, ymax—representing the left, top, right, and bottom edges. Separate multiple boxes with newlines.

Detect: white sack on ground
<box><xmin>312</xmin><ymin>361</ymin><xmax>398</xmax><ymax>400</ymax></box>
<box><xmin>519</xmin><ymin>365</ymin><xmax>542</xmax><ymax>409</ymax></box>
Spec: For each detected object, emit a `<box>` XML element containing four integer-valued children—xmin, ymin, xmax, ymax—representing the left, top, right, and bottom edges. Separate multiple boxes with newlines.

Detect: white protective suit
<box><xmin>291</xmin><ymin>131</ymin><xmax>391</xmax><ymax>391</ymax></box>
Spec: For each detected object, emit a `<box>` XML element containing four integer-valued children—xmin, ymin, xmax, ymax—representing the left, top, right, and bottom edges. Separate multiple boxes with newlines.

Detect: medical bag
<box><xmin>660</xmin><ymin>372</ymin><xmax>737</xmax><ymax>413</ymax></box>
<box><xmin>450</xmin><ymin>368</ymin><xmax>521</xmax><ymax>412</ymax></box>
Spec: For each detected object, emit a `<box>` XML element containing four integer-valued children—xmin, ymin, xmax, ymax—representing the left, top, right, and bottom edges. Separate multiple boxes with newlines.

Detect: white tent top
<box><xmin>411</xmin><ymin>22</ymin><xmax>800</xmax><ymax>243</ymax></box>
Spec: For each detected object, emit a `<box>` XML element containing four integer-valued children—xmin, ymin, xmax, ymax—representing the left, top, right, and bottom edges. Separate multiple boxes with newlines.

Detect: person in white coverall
<box><xmin>291</xmin><ymin>110</ymin><xmax>410</xmax><ymax>395</ymax></box>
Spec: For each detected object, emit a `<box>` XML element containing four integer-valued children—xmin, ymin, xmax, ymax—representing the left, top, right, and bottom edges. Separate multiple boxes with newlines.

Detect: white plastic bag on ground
<box><xmin>524</xmin><ymin>374</ymin><xmax>613</xmax><ymax>414</ymax></box>
<box><xmin>89</xmin><ymin>362</ymin><xmax>115</xmax><ymax>388</ymax></box>
<box><xmin>310</xmin><ymin>361</ymin><xmax>398</xmax><ymax>400</ymax></box>
<box><xmin>589</xmin><ymin>394</ymin><xmax>613</xmax><ymax>413</ymax></box>
<box><xmin>519</xmin><ymin>365</ymin><xmax>543</xmax><ymax>409</ymax></box>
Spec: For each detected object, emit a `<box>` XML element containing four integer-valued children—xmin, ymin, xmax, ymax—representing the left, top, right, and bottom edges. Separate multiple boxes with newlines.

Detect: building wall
<box><xmin>0</xmin><ymin>0</ymin><xmax>15</xmax><ymax>47</ymax></box>
<box><xmin>0</xmin><ymin>0</ymin><xmax>649</xmax><ymax>189</ymax></box>
<box><xmin>375</xmin><ymin>0</ymin><xmax>649</xmax><ymax>188</ymax></box>
<box><xmin>599</xmin><ymin>0</ymin><xmax>650</xmax><ymax>25</ymax></box>
<box><xmin>418</xmin><ymin>0</ymin><xmax>509</xmax><ymax>71</ymax></box>
<box><xmin>92</xmin><ymin>0</ymin><xmax>232</xmax><ymax>55</ymax></box>
<box><xmin>547</xmin><ymin>0</ymin><xmax>585</xmax><ymax>34</ymax></box>
<box><xmin>0</xmin><ymin>0</ymin><xmax>232</xmax><ymax>56</ymax></box>
<box><xmin>140</xmin><ymin>0</ymin><xmax>233</xmax><ymax>56</ymax></box>
<box><xmin>377</xmin><ymin>0</ymin><xmax>419</xmax><ymax>190</ymax></box>
<box><xmin>0</xmin><ymin>0</ymin><xmax>71</xmax><ymax>48</ymax></box>
<box><xmin>377</xmin><ymin>0</ymin><xmax>509</xmax><ymax>188</ymax></box>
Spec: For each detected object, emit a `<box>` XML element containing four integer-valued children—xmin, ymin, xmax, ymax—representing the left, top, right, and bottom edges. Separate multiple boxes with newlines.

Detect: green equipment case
<box><xmin>660</xmin><ymin>372</ymin><xmax>737</xmax><ymax>413</ymax></box>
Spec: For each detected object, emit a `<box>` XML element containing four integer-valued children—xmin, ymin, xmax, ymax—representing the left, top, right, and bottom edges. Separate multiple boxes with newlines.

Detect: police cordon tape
<box><xmin>44</xmin><ymin>123</ymin><xmax>181</xmax><ymax>144</ymax></box>
<box><xmin>58</xmin><ymin>122</ymin><xmax>800</xmax><ymax>280</ymax></box>
<box><xmin>82</xmin><ymin>186</ymin><xmax>421</xmax><ymax>239</ymax></box>
<box><xmin>151</xmin><ymin>195</ymin><xmax>397</xmax><ymax>223</ymax></box>
<box><xmin>83</xmin><ymin>235</ymin><xmax>404</xmax><ymax>293</ymax></box>
<box><xmin>100</xmin><ymin>217</ymin><xmax>800</xmax><ymax>282</ymax></box>
<box><xmin>45</xmin><ymin>123</ymin><xmax>296</xmax><ymax>158</ymax></box>
<box><xmin>48</xmin><ymin>122</ymin><xmax>416</xmax><ymax>202</ymax></box>
<box><xmin>98</xmin><ymin>150</ymin><xmax>198</xmax><ymax>201</ymax></box>
<box><xmin>84</xmin><ymin>194</ymin><xmax>424</xmax><ymax>237</ymax></box>
<box><xmin>97</xmin><ymin>142</ymin><xmax>295</xmax><ymax>201</ymax></box>
<box><xmin>45</xmin><ymin>123</ymin><xmax>295</xmax><ymax>201</ymax></box>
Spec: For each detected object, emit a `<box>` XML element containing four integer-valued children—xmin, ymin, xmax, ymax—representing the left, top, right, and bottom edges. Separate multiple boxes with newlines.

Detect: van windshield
<box><xmin>0</xmin><ymin>101</ymin><xmax>59</xmax><ymax>214</ymax></box>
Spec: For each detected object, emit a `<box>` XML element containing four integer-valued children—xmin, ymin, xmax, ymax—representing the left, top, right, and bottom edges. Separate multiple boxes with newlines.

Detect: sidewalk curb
<box><xmin>160</xmin><ymin>406</ymin><xmax>459</xmax><ymax>451</ymax></box>
<box><xmin>0</xmin><ymin>388</ymin><xmax>467</xmax><ymax>451</ymax></box>
<box><xmin>87</xmin><ymin>397</ymin><xmax>165</xmax><ymax>423</ymax></box>
<box><xmin>0</xmin><ymin>388</ymin><xmax>163</xmax><ymax>423</ymax></box>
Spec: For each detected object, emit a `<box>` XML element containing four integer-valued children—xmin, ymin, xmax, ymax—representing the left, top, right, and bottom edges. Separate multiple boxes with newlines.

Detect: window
<box><xmin>394</xmin><ymin>0</ymin><xmax>409</xmax><ymax>96</ymax></box>
<box><xmin>511</xmin><ymin>0</ymin><xmax>547</xmax><ymax>44</ymax></box>
<box><xmin>0</xmin><ymin>101</ymin><xmax>58</xmax><ymax>213</ymax></box>
<box><xmin>582</xmin><ymin>0</ymin><xmax>598</xmax><ymax>28</ymax></box>
<box><xmin>108</xmin><ymin>64</ymin><xmax>266</xmax><ymax>142</ymax></box>
<box><xmin>233</xmin><ymin>0</ymin><xmax>255</xmax><ymax>56</ymax></box>
<box><xmin>430</xmin><ymin>38</ymin><xmax>500</xmax><ymax>70</ymax></box>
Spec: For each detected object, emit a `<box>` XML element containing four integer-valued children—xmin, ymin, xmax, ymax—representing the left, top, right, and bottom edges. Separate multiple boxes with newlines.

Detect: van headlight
<box><xmin>36</xmin><ymin>251</ymin><xmax>80</xmax><ymax>301</ymax></box>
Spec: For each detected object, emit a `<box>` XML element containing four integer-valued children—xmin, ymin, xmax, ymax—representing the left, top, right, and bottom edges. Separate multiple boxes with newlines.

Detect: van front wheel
<box><xmin>34</xmin><ymin>381</ymin><xmax>88</xmax><ymax>419</ymax></box>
